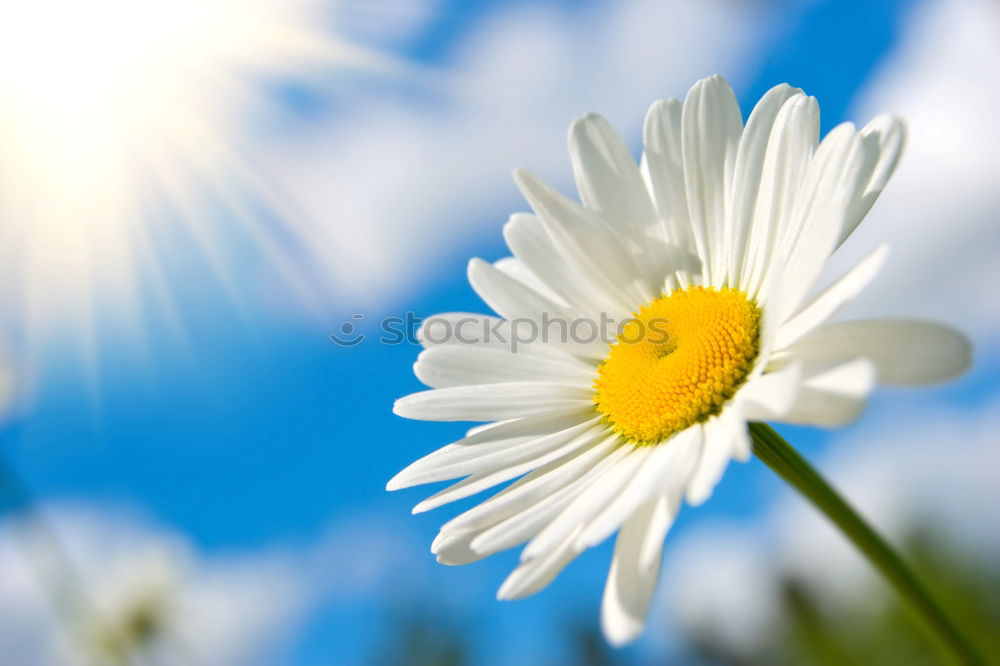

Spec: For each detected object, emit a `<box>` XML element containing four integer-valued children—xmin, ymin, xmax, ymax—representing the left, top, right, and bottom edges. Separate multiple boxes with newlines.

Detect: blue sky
<box><xmin>6</xmin><ymin>0</ymin><xmax>998</xmax><ymax>663</ymax></box>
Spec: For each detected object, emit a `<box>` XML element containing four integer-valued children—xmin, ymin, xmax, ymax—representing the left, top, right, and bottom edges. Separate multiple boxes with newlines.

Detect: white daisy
<box><xmin>388</xmin><ymin>75</ymin><xmax>970</xmax><ymax>645</ymax></box>
<box><xmin>0</xmin><ymin>506</ymin><xmax>304</xmax><ymax>665</ymax></box>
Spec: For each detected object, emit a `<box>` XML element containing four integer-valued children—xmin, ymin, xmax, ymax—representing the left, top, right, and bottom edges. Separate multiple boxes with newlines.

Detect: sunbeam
<box><xmin>0</xmin><ymin>0</ymin><xmax>360</xmax><ymax>384</ymax></box>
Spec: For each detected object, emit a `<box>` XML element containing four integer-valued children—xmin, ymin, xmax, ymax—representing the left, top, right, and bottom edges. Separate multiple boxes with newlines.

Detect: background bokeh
<box><xmin>0</xmin><ymin>0</ymin><xmax>998</xmax><ymax>664</ymax></box>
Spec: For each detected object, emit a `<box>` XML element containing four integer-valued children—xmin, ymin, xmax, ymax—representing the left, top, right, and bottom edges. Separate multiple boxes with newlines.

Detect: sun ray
<box><xmin>0</xmin><ymin>0</ymin><xmax>375</xmax><ymax>392</ymax></box>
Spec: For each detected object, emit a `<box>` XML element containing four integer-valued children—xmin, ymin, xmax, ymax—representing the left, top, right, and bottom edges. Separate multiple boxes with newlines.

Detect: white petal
<box><xmin>497</xmin><ymin>526</ymin><xmax>583</xmax><ymax>600</ymax></box>
<box><xmin>639</xmin><ymin>495</ymin><xmax>680</xmax><ymax>571</ymax></box>
<box><xmin>773</xmin><ymin>244</ymin><xmax>888</xmax><ymax>350</ymax></box>
<box><xmin>419</xmin><ymin>311</ymin><xmax>609</xmax><ymax>359</ymax></box>
<box><xmin>470</xmin><ymin>436</ymin><xmax>624</xmax><ymax>555</ymax></box>
<box><xmin>418</xmin><ymin>313</ymin><xmax>502</xmax><ymax>348</ymax></box>
<box><xmin>414</xmin><ymin>345</ymin><xmax>595</xmax><ymax>389</ymax></box>
<box><xmin>838</xmin><ymin>115</ymin><xmax>906</xmax><ymax>246</ymax></box>
<box><xmin>576</xmin><ymin>425</ymin><xmax>701</xmax><ymax>550</ymax></box>
<box><xmin>419</xmin><ymin>313</ymin><xmax>540</xmax><ymax>352</ymax></box>
<box><xmin>571</xmin><ymin>446</ymin><xmax>656</xmax><ymax>550</ymax></box>
<box><xmin>442</xmin><ymin>431</ymin><xmax>617</xmax><ymax>533</ymax></box>
<box><xmin>432</xmin><ymin>529</ymin><xmax>487</xmax><ymax>566</ymax></box>
<box><xmin>642</xmin><ymin>98</ymin><xmax>694</xmax><ymax>260</ymax></box>
<box><xmin>723</xmin><ymin>402</ymin><xmax>753</xmax><ymax>462</ymax></box>
<box><xmin>783</xmin><ymin>358</ymin><xmax>875</xmax><ymax>427</ymax></box>
<box><xmin>785</xmin><ymin>319</ymin><xmax>971</xmax><ymax>386</ymax></box>
<box><xmin>522</xmin><ymin>443</ymin><xmax>642</xmax><ymax>561</ymax></box>
<box><xmin>600</xmin><ymin>495</ymin><xmax>674</xmax><ymax>646</ymax></box>
<box><xmin>754</xmin><ymin>272</ymin><xmax>789</xmax><ymax>368</ymax></box>
<box><xmin>468</xmin><ymin>257</ymin><xmax>565</xmax><ymax>321</ymax></box>
<box><xmin>435</xmin><ymin>412</ymin><xmax>578</xmax><ymax>454</ymax></box>
<box><xmin>393</xmin><ymin>382</ymin><xmax>593</xmax><ymax>422</ymax></box>
<box><xmin>685</xmin><ymin>412</ymin><xmax>744</xmax><ymax>505</ymax></box>
<box><xmin>681</xmin><ymin>75</ymin><xmax>744</xmax><ymax>286</ymax></box>
<box><xmin>514</xmin><ymin>168</ymin><xmax>650</xmax><ymax>308</ymax></box>
<box><xmin>503</xmin><ymin>213</ymin><xmax>618</xmax><ymax>317</ymax></box>
<box><xmin>738</xmin><ymin>93</ymin><xmax>819</xmax><ymax>295</ymax></box>
<box><xmin>410</xmin><ymin>425</ymin><xmax>608</xmax><ymax>513</ymax></box>
<box><xmin>569</xmin><ymin>113</ymin><xmax>658</xmax><ymax>248</ymax></box>
<box><xmin>388</xmin><ymin>415</ymin><xmax>600</xmax><ymax>491</ymax></box>
<box><xmin>765</xmin><ymin>123</ymin><xmax>877</xmax><ymax>321</ymax></box>
<box><xmin>493</xmin><ymin>256</ymin><xmax>565</xmax><ymax>306</ymax></box>
<box><xmin>727</xmin><ymin>83</ymin><xmax>801</xmax><ymax>284</ymax></box>
<box><xmin>464</xmin><ymin>420</ymin><xmax>506</xmax><ymax>437</ymax></box>
<box><xmin>739</xmin><ymin>363</ymin><xmax>803</xmax><ymax>421</ymax></box>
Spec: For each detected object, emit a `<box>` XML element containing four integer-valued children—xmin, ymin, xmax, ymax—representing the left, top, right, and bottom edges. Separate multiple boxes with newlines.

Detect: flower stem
<box><xmin>749</xmin><ymin>422</ymin><xmax>983</xmax><ymax>666</ymax></box>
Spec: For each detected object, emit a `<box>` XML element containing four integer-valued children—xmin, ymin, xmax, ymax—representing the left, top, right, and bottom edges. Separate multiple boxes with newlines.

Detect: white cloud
<box><xmin>306</xmin><ymin>512</ymin><xmax>431</xmax><ymax>599</ymax></box>
<box><xmin>0</xmin><ymin>504</ymin><xmax>306</xmax><ymax>666</ymax></box>
<box><xmin>831</xmin><ymin>0</ymin><xmax>1000</xmax><ymax>355</ymax></box>
<box><xmin>660</xmin><ymin>522</ymin><xmax>782</xmax><ymax>655</ymax></box>
<box><xmin>255</xmin><ymin>0</ymin><xmax>776</xmax><ymax>315</ymax></box>
<box><xmin>333</xmin><ymin>0</ymin><xmax>445</xmax><ymax>49</ymax></box>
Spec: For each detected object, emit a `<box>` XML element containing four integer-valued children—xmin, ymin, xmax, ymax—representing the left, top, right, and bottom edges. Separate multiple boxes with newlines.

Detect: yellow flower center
<box><xmin>593</xmin><ymin>286</ymin><xmax>760</xmax><ymax>445</ymax></box>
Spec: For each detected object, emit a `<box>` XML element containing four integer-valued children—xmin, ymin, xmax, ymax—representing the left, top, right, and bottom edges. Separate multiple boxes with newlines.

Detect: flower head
<box><xmin>389</xmin><ymin>75</ymin><xmax>970</xmax><ymax>645</ymax></box>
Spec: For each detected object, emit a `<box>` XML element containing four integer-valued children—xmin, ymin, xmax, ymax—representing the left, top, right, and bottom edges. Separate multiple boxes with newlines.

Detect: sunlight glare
<box><xmin>0</xmin><ymin>0</ymin><xmax>347</xmax><ymax>369</ymax></box>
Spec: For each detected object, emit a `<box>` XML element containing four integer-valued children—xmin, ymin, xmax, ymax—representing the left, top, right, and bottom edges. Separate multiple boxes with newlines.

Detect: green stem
<box><xmin>749</xmin><ymin>422</ymin><xmax>983</xmax><ymax>666</ymax></box>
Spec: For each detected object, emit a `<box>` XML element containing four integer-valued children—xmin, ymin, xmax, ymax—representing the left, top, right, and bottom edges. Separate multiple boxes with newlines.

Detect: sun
<box><xmin>0</xmin><ymin>0</ymin><xmax>351</xmax><ymax>373</ymax></box>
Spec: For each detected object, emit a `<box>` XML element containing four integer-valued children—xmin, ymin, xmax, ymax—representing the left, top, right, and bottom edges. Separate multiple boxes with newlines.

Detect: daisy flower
<box><xmin>388</xmin><ymin>75</ymin><xmax>970</xmax><ymax>645</ymax></box>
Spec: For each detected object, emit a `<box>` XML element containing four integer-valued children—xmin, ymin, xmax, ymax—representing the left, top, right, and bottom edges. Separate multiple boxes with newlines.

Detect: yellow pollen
<box><xmin>593</xmin><ymin>286</ymin><xmax>760</xmax><ymax>445</ymax></box>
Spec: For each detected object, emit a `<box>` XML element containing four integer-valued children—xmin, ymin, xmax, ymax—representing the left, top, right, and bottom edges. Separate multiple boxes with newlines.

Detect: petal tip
<box><xmin>496</xmin><ymin>578</ymin><xmax>519</xmax><ymax>601</ymax></box>
<box><xmin>691</xmin><ymin>73</ymin><xmax>734</xmax><ymax>96</ymax></box>
<box><xmin>386</xmin><ymin>464</ymin><xmax>419</xmax><ymax>491</ymax></box>
<box><xmin>391</xmin><ymin>396</ymin><xmax>412</xmax><ymax>418</ymax></box>
<box><xmin>600</xmin><ymin>614</ymin><xmax>642</xmax><ymax>648</ymax></box>
<box><xmin>511</xmin><ymin>166</ymin><xmax>530</xmax><ymax>183</ymax></box>
<box><xmin>466</xmin><ymin>256</ymin><xmax>487</xmax><ymax>277</ymax></box>
<box><xmin>570</xmin><ymin>111</ymin><xmax>606</xmax><ymax>131</ymax></box>
<box><xmin>684</xmin><ymin>484</ymin><xmax>712</xmax><ymax>507</ymax></box>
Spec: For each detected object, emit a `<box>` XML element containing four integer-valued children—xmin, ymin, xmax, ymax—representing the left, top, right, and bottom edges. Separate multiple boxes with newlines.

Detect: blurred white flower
<box><xmin>0</xmin><ymin>504</ymin><xmax>305</xmax><ymax>666</ymax></box>
<box><xmin>75</xmin><ymin>547</ymin><xmax>181</xmax><ymax>665</ymax></box>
